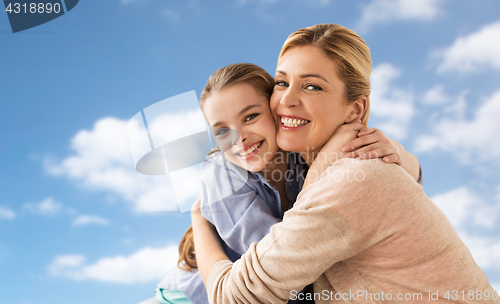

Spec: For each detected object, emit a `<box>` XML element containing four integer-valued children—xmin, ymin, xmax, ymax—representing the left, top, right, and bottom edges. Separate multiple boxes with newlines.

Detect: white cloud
<box><xmin>47</xmin><ymin>245</ymin><xmax>178</xmax><ymax>284</ymax></box>
<box><xmin>458</xmin><ymin>232</ymin><xmax>500</xmax><ymax>272</ymax></box>
<box><xmin>369</xmin><ymin>63</ymin><xmax>414</xmax><ymax>139</ymax></box>
<box><xmin>161</xmin><ymin>9</ymin><xmax>181</xmax><ymax>24</ymax></box>
<box><xmin>357</xmin><ymin>0</ymin><xmax>445</xmax><ymax>31</ymax></box>
<box><xmin>492</xmin><ymin>282</ymin><xmax>500</xmax><ymax>294</ymax></box>
<box><xmin>415</xmin><ymin>89</ymin><xmax>500</xmax><ymax>165</ymax></box>
<box><xmin>24</xmin><ymin>197</ymin><xmax>63</xmax><ymax>216</ymax></box>
<box><xmin>72</xmin><ymin>215</ymin><xmax>109</xmax><ymax>227</ymax></box>
<box><xmin>422</xmin><ymin>84</ymin><xmax>449</xmax><ymax>105</ymax></box>
<box><xmin>432</xmin><ymin>187</ymin><xmax>499</xmax><ymax>229</ymax></box>
<box><xmin>45</xmin><ymin>116</ymin><xmax>198</xmax><ymax>213</ymax></box>
<box><xmin>435</xmin><ymin>20</ymin><xmax>500</xmax><ymax>73</ymax></box>
<box><xmin>431</xmin><ymin>186</ymin><xmax>500</xmax><ymax>274</ymax></box>
<box><xmin>0</xmin><ymin>207</ymin><xmax>15</xmax><ymax>220</ymax></box>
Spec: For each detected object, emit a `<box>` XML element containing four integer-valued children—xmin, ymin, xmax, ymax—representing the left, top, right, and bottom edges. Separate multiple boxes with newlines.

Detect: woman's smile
<box><xmin>279</xmin><ymin>114</ymin><xmax>310</xmax><ymax>130</ymax></box>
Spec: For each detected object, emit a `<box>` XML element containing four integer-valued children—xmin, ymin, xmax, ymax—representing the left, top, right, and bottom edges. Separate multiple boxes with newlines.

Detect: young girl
<box><xmin>152</xmin><ymin>63</ymin><xmax>422</xmax><ymax>304</ymax></box>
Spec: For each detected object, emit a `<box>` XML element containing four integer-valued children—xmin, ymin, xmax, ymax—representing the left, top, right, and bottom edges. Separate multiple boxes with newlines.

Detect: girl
<box><xmin>154</xmin><ymin>63</ymin><xmax>422</xmax><ymax>304</ymax></box>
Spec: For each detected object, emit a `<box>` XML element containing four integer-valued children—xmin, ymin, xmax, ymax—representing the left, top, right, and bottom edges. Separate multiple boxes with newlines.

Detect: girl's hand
<box><xmin>342</xmin><ymin>127</ymin><xmax>422</xmax><ymax>182</ymax></box>
<box><xmin>304</xmin><ymin>120</ymin><xmax>363</xmax><ymax>188</ymax></box>
<box><xmin>342</xmin><ymin>127</ymin><xmax>402</xmax><ymax>164</ymax></box>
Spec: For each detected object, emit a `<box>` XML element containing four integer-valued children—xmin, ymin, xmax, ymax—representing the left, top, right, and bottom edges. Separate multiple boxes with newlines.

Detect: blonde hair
<box><xmin>279</xmin><ymin>24</ymin><xmax>372</xmax><ymax>126</ymax></box>
<box><xmin>177</xmin><ymin>63</ymin><xmax>274</xmax><ymax>271</ymax></box>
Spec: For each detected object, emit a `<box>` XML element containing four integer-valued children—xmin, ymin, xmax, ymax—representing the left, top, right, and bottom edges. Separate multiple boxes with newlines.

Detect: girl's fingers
<box><xmin>358</xmin><ymin>147</ymin><xmax>394</xmax><ymax>160</ymax></box>
<box><xmin>345</xmin><ymin>142</ymin><xmax>383</xmax><ymax>158</ymax></box>
<box><xmin>342</xmin><ymin>132</ymin><xmax>385</xmax><ymax>152</ymax></box>
<box><xmin>358</xmin><ymin>127</ymin><xmax>377</xmax><ymax>137</ymax></box>
<box><xmin>345</xmin><ymin>144</ymin><xmax>396</xmax><ymax>159</ymax></box>
<box><xmin>382</xmin><ymin>153</ymin><xmax>401</xmax><ymax>164</ymax></box>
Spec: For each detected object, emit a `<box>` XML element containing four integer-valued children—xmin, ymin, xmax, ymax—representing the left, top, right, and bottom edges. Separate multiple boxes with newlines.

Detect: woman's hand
<box><xmin>342</xmin><ymin>127</ymin><xmax>421</xmax><ymax>182</ymax></box>
<box><xmin>191</xmin><ymin>196</ymin><xmax>229</xmax><ymax>286</ymax></box>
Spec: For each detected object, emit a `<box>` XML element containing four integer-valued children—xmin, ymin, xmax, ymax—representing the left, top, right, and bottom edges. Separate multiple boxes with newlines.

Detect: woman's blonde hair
<box><xmin>177</xmin><ymin>63</ymin><xmax>274</xmax><ymax>271</ymax></box>
<box><xmin>279</xmin><ymin>24</ymin><xmax>372</xmax><ymax>126</ymax></box>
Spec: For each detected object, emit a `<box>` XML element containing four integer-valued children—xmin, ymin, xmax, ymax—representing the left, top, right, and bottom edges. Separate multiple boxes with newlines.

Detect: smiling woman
<box><xmin>272</xmin><ymin>45</ymin><xmax>366</xmax><ymax>159</ymax></box>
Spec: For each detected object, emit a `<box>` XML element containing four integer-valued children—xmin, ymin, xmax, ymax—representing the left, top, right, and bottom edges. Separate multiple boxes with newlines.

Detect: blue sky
<box><xmin>1</xmin><ymin>0</ymin><xmax>500</xmax><ymax>303</ymax></box>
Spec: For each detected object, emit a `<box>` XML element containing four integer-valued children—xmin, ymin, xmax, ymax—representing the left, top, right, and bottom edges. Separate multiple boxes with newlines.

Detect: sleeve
<box><xmin>157</xmin><ymin>266</ymin><xmax>208</xmax><ymax>304</ymax></box>
<box><xmin>205</xmin><ymin>159</ymin><xmax>410</xmax><ymax>304</ymax></box>
<box><xmin>199</xmin><ymin>157</ymin><xmax>281</xmax><ymax>256</ymax></box>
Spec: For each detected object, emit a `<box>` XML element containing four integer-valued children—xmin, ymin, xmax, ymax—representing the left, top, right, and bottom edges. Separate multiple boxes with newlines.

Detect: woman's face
<box><xmin>270</xmin><ymin>45</ymin><xmax>353</xmax><ymax>155</ymax></box>
<box><xmin>204</xmin><ymin>82</ymin><xmax>279</xmax><ymax>172</ymax></box>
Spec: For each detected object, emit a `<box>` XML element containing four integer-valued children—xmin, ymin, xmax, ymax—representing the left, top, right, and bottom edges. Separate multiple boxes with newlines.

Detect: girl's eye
<box><xmin>216</xmin><ymin>128</ymin><xmax>229</xmax><ymax>136</ymax></box>
<box><xmin>245</xmin><ymin>113</ymin><xmax>259</xmax><ymax>122</ymax></box>
<box><xmin>305</xmin><ymin>84</ymin><xmax>322</xmax><ymax>91</ymax></box>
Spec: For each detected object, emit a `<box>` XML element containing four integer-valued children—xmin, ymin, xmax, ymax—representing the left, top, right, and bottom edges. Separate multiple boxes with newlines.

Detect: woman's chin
<box><xmin>277</xmin><ymin>139</ymin><xmax>304</xmax><ymax>154</ymax></box>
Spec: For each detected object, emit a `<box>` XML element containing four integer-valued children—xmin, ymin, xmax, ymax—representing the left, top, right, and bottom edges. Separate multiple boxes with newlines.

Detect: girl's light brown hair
<box><xmin>279</xmin><ymin>23</ymin><xmax>372</xmax><ymax>126</ymax></box>
<box><xmin>177</xmin><ymin>63</ymin><xmax>274</xmax><ymax>271</ymax></box>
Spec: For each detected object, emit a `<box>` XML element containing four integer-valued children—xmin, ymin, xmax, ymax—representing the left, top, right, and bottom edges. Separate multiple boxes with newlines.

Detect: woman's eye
<box><xmin>245</xmin><ymin>113</ymin><xmax>259</xmax><ymax>122</ymax></box>
<box><xmin>274</xmin><ymin>80</ymin><xmax>288</xmax><ymax>87</ymax></box>
<box><xmin>305</xmin><ymin>84</ymin><xmax>322</xmax><ymax>91</ymax></box>
<box><xmin>216</xmin><ymin>128</ymin><xmax>229</xmax><ymax>136</ymax></box>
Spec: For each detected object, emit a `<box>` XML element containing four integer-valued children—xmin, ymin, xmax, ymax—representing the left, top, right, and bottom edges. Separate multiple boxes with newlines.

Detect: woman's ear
<box><xmin>345</xmin><ymin>96</ymin><xmax>367</xmax><ymax>124</ymax></box>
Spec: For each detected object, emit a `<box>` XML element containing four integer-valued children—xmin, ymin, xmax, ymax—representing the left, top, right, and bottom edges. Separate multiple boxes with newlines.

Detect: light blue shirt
<box><xmin>157</xmin><ymin>152</ymin><xmax>286</xmax><ymax>304</ymax></box>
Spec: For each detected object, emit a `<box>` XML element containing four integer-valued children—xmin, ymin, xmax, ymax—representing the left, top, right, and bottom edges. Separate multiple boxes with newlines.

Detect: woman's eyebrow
<box><xmin>301</xmin><ymin>74</ymin><xmax>330</xmax><ymax>84</ymax></box>
<box><xmin>275</xmin><ymin>70</ymin><xmax>329</xmax><ymax>83</ymax></box>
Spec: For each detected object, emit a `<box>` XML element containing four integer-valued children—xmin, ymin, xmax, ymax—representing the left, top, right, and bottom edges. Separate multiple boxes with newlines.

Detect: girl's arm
<box><xmin>305</xmin><ymin>121</ymin><xmax>424</xmax><ymax>192</ymax></box>
<box><xmin>199</xmin><ymin>155</ymin><xmax>281</xmax><ymax>256</ymax></box>
<box><xmin>342</xmin><ymin>127</ymin><xmax>422</xmax><ymax>183</ymax></box>
<box><xmin>191</xmin><ymin>196</ymin><xmax>228</xmax><ymax>287</ymax></box>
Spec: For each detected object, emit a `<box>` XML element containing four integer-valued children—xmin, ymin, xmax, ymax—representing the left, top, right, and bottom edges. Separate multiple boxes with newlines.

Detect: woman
<box><xmin>192</xmin><ymin>24</ymin><xmax>498</xmax><ymax>303</ymax></box>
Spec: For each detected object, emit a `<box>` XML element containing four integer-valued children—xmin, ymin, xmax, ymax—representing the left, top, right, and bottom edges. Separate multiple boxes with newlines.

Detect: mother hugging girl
<box><xmin>146</xmin><ymin>23</ymin><xmax>496</xmax><ymax>304</ymax></box>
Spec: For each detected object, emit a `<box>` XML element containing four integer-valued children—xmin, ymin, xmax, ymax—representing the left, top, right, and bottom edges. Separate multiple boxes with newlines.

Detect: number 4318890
<box><xmin>6</xmin><ymin>3</ymin><xmax>61</xmax><ymax>14</ymax></box>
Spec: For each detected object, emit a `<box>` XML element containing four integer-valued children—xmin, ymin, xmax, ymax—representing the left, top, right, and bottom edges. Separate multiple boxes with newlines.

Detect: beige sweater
<box><xmin>207</xmin><ymin>158</ymin><xmax>498</xmax><ymax>304</ymax></box>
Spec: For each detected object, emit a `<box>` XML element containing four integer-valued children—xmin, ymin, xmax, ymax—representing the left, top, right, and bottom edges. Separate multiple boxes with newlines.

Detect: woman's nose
<box><xmin>279</xmin><ymin>85</ymin><xmax>300</xmax><ymax>108</ymax></box>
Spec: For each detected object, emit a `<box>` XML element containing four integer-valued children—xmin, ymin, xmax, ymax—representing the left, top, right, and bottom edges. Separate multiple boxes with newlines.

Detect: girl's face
<box><xmin>270</xmin><ymin>45</ymin><xmax>353</xmax><ymax>155</ymax></box>
<box><xmin>204</xmin><ymin>82</ymin><xmax>279</xmax><ymax>172</ymax></box>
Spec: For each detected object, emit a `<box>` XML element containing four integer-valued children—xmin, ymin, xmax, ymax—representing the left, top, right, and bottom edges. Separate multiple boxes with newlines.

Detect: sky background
<box><xmin>1</xmin><ymin>0</ymin><xmax>500</xmax><ymax>303</ymax></box>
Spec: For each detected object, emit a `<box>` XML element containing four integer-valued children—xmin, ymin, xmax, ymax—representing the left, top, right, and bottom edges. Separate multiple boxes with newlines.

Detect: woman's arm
<box><xmin>195</xmin><ymin>159</ymin><xmax>403</xmax><ymax>303</ymax></box>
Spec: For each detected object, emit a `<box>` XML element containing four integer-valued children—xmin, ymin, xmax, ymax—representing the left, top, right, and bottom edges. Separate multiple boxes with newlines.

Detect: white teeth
<box><xmin>281</xmin><ymin>117</ymin><xmax>309</xmax><ymax>127</ymax></box>
<box><xmin>239</xmin><ymin>142</ymin><xmax>261</xmax><ymax>156</ymax></box>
